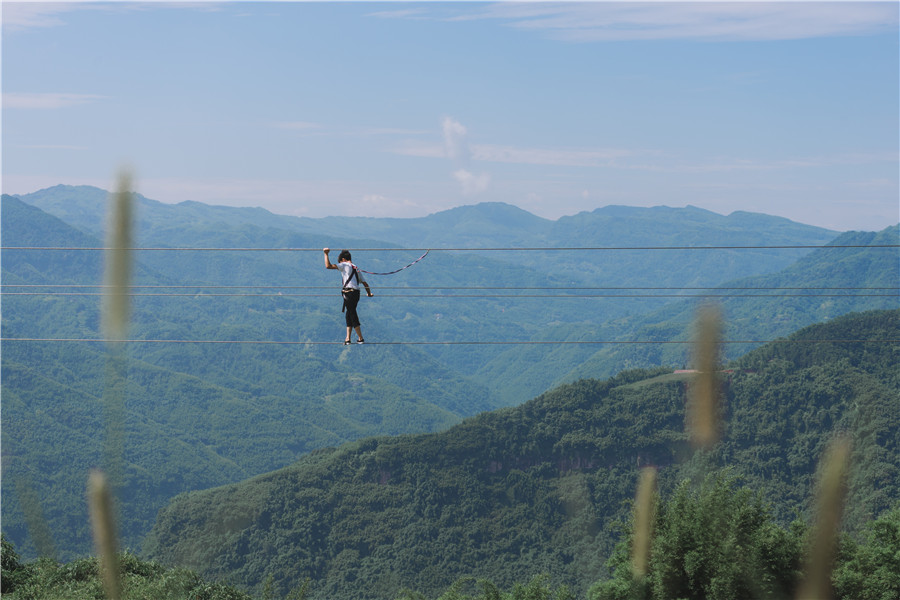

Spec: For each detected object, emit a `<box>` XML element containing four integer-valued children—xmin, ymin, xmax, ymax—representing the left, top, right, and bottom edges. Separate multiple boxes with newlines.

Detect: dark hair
<box><xmin>338</xmin><ymin>250</ymin><xmax>352</xmax><ymax>262</ymax></box>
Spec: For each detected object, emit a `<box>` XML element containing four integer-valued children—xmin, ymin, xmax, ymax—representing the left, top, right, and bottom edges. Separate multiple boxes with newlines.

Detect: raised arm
<box><xmin>323</xmin><ymin>248</ymin><xmax>338</xmax><ymax>270</ymax></box>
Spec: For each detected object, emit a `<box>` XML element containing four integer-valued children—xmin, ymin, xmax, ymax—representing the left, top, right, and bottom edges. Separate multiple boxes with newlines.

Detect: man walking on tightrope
<box><xmin>324</xmin><ymin>248</ymin><xmax>373</xmax><ymax>344</ymax></box>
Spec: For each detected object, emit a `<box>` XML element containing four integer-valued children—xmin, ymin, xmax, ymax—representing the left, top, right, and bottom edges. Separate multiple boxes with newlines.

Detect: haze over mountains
<box><xmin>8</xmin><ymin>184</ymin><xmax>896</xmax><ymax>400</ymax></box>
<box><xmin>2</xmin><ymin>185</ymin><xmax>897</xmax><ymax>571</ymax></box>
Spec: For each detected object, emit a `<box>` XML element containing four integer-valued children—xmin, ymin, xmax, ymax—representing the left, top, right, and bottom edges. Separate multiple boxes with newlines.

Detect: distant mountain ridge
<box><xmin>12</xmin><ymin>183</ymin><xmax>847</xmax><ymax>294</ymax></box>
<box><xmin>10</xmin><ymin>185</ymin><xmax>315</xmax><ymax>239</ymax></box>
<box><xmin>13</xmin><ymin>184</ymin><xmax>841</xmax><ymax>251</ymax></box>
<box><xmin>2</xmin><ymin>188</ymin><xmax>896</xmax><ymax>564</ymax></box>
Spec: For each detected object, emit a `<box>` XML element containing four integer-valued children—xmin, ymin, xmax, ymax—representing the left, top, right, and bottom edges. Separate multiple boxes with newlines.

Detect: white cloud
<box><xmin>2</xmin><ymin>1</ymin><xmax>225</xmax><ymax>34</ymax></box>
<box><xmin>1</xmin><ymin>3</ymin><xmax>76</xmax><ymax>31</ymax></box>
<box><xmin>447</xmin><ymin>2</ymin><xmax>899</xmax><ymax>43</ymax></box>
<box><xmin>392</xmin><ymin>135</ymin><xmax>898</xmax><ymax>177</ymax></box>
<box><xmin>441</xmin><ymin>117</ymin><xmax>491</xmax><ymax>195</ymax></box>
<box><xmin>623</xmin><ymin>151</ymin><xmax>900</xmax><ymax>174</ymax></box>
<box><xmin>367</xmin><ymin>7</ymin><xmax>431</xmax><ymax>21</ymax></box>
<box><xmin>473</xmin><ymin>144</ymin><xmax>634</xmax><ymax>167</ymax></box>
<box><xmin>453</xmin><ymin>169</ymin><xmax>491</xmax><ymax>196</ymax></box>
<box><xmin>441</xmin><ymin>116</ymin><xmax>470</xmax><ymax>161</ymax></box>
<box><xmin>359</xmin><ymin>192</ymin><xmax>418</xmax><ymax>215</ymax></box>
<box><xmin>393</xmin><ymin>138</ymin><xmax>638</xmax><ymax>168</ymax></box>
<box><xmin>3</xmin><ymin>92</ymin><xmax>106</xmax><ymax>109</ymax></box>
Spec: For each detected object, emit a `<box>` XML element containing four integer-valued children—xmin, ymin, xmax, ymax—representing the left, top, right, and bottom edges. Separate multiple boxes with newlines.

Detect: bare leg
<box><xmin>345</xmin><ymin>327</ymin><xmax>352</xmax><ymax>343</ymax></box>
<box><xmin>354</xmin><ymin>326</ymin><xmax>364</xmax><ymax>342</ymax></box>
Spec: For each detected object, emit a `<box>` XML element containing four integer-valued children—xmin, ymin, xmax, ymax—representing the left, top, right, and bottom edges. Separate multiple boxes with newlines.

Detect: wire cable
<box><xmin>2</xmin><ymin>244</ymin><xmax>898</xmax><ymax>252</ymax></box>
<box><xmin>4</xmin><ymin>284</ymin><xmax>896</xmax><ymax>299</ymax></box>
<box><xmin>2</xmin><ymin>292</ymin><xmax>896</xmax><ymax>298</ymax></box>
<box><xmin>1</xmin><ymin>337</ymin><xmax>897</xmax><ymax>346</ymax></box>
<box><xmin>3</xmin><ymin>284</ymin><xmax>896</xmax><ymax>291</ymax></box>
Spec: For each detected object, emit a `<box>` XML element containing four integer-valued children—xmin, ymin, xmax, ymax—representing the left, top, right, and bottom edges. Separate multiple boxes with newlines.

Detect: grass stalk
<box><xmin>88</xmin><ymin>470</ymin><xmax>122</xmax><ymax>600</ymax></box>
<box><xmin>796</xmin><ymin>435</ymin><xmax>851</xmax><ymax>600</ymax></box>
<box><xmin>631</xmin><ymin>466</ymin><xmax>657</xmax><ymax>579</ymax></box>
<box><xmin>102</xmin><ymin>171</ymin><xmax>134</xmax><ymax>344</ymax></box>
<box><xmin>688</xmin><ymin>303</ymin><xmax>722</xmax><ymax>449</ymax></box>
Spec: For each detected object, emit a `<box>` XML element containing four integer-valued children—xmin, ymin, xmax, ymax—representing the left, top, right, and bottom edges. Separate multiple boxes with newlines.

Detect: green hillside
<box><xmin>2</xmin><ymin>191</ymin><xmax>896</xmax><ymax>564</ymax></box>
<box><xmin>1</xmin><ymin>196</ymin><xmax>494</xmax><ymax>559</ymax></box>
<box><xmin>145</xmin><ymin>310</ymin><xmax>900</xmax><ymax>599</ymax></box>
<box><xmin>9</xmin><ymin>185</ymin><xmax>872</xmax><ymax>391</ymax></box>
<box><xmin>478</xmin><ymin>224</ymin><xmax>900</xmax><ymax>405</ymax></box>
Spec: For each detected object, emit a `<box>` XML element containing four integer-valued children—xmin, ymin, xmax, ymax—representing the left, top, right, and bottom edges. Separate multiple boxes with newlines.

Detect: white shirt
<box><xmin>337</xmin><ymin>261</ymin><xmax>366</xmax><ymax>290</ymax></box>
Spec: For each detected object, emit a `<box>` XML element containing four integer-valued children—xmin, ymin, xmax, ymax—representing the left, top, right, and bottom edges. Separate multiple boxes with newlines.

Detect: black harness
<box><xmin>342</xmin><ymin>264</ymin><xmax>360</xmax><ymax>290</ymax></box>
<box><xmin>341</xmin><ymin>264</ymin><xmax>361</xmax><ymax>313</ymax></box>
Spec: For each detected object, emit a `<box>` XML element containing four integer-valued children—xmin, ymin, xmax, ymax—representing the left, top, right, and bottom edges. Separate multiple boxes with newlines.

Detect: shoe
<box><xmin>356</xmin><ymin>338</ymin><xmax>365</xmax><ymax>344</ymax></box>
<box><xmin>343</xmin><ymin>339</ymin><xmax>351</xmax><ymax>345</ymax></box>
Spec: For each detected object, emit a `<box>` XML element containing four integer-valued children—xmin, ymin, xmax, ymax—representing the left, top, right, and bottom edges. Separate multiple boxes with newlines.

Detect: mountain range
<box><xmin>2</xmin><ymin>185</ymin><xmax>897</xmax><ymax>568</ymax></box>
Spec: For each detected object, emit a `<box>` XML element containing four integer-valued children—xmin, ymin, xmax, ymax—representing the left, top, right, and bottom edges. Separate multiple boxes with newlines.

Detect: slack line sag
<box><xmin>324</xmin><ymin>248</ymin><xmax>373</xmax><ymax>345</ymax></box>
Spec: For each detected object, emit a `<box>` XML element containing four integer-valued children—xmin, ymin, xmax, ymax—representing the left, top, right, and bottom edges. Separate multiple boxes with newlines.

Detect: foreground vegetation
<box><xmin>2</xmin><ymin>534</ymin><xmax>254</xmax><ymax>600</ymax></box>
<box><xmin>5</xmin><ymin>493</ymin><xmax>898</xmax><ymax>600</ymax></box>
<box><xmin>592</xmin><ymin>476</ymin><xmax>900</xmax><ymax>600</ymax></box>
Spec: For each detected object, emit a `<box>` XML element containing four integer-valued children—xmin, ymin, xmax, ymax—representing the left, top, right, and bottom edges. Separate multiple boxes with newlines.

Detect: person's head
<box><xmin>338</xmin><ymin>250</ymin><xmax>352</xmax><ymax>263</ymax></box>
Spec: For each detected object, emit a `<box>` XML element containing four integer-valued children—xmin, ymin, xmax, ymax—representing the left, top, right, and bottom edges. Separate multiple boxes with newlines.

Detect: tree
<box><xmin>1</xmin><ymin>533</ymin><xmax>26</xmax><ymax>593</ymax></box>
<box><xmin>833</xmin><ymin>503</ymin><xmax>900</xmax><ymax>600</ymax></box>
<box><xmin>591</xmin><ymin>471</ymin><xmax>804</xmax><ymax>600</ymax></box>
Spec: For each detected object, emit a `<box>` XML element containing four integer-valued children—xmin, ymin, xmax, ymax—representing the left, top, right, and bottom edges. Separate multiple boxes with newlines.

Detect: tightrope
<box><xmin>1</xmin><ymin>338</ymin><xmax>896</xmax><ymax>346</ymax></box>
<box><xmin>2</xmin><ymin>244</ymin><xmax>897</xmax><ymax>251</ymax></box>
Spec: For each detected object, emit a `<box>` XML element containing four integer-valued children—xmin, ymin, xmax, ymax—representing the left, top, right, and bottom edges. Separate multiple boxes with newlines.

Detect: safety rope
<box><xmin>357</xmin><ymin>249</ymin><xmax>430</xmax><ymax>275</ymax></box>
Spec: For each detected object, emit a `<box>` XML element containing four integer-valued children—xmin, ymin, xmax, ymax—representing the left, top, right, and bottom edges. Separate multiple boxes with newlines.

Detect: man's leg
<box><xmin>344</xmin><ymin>290</ymin><xmax>361</xmax><ymax>343</ymax></box>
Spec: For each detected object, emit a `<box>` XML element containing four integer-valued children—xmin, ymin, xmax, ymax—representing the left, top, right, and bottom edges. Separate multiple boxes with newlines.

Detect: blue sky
<box><xmin>2</xmin><ymin>1</ymin><xmax>898</xmax><ymax>231</ymax></box>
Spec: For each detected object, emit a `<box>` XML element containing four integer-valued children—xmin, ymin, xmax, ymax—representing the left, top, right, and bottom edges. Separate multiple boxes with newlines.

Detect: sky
<box><xmin>2</xmin><ymin>0</ymin><xmax>898</xmax><ymax>231</ymax></box>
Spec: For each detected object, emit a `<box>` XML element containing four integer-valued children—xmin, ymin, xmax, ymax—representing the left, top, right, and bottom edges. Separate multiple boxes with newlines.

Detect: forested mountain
<box><xmin>13</xmin><ymin>185</ymin><xmax>836</xmax><ymax>256</ymax></box>
<box><xmin>1</xmin><ymin>196</ymin><xmax>494</xmax><ymax>559</ymax></box>
<box><xmin>13</xmin><ymin>184</ymin><xmax>840</xmax><ymax>299</ymax></box>
<box><xmin>2</xmin><ymin>187</ymin><xmax>896</xmax><ymax>567</ymax></box>
<box><xmin>499</xmin><ymin>224</ymin><xmax>900</xmax><ymax>405</ymax></box>
<box><xmin>145</xmin><ymin>310</ymin><xmax>900</xmax><ymax>599</ymax></box>
<box><xmin>11</xmin><ymin>185</ymin><xmax>889</xmax><ymax>393</ymax></box>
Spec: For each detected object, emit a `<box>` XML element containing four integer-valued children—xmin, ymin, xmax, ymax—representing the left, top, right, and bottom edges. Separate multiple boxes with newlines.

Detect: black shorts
<box><xmin>342</xmin><ymin>288</ymin><xmax>361</xmax><ymax>328</ymax></box>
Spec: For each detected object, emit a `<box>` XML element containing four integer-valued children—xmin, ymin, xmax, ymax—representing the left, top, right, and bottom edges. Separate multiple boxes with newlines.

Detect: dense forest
<box><xmin>144</xmin><ymin>310</ymin><xmax>899</xmax><ymax>599</ymax></box>
<box><xmin>4</xmin><ymin>498</ymin><xmax>898</xmax><ymax>599</ymax></box>
<box><xmin>4</xmin><ymin>311</ymin><xmax>898</xmax><ymax>599</ymax></box>
<box><xmin>2</xmin><ymin>187</ymin><xmax>898</xmax><ymax>593</ymax></box>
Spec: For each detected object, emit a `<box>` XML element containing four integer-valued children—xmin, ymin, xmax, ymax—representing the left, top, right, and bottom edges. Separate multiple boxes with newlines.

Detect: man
<box><xmin>324</xmin><ymin>248</ymin><xmax>373</xmax><ymax>344</ymax></box>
